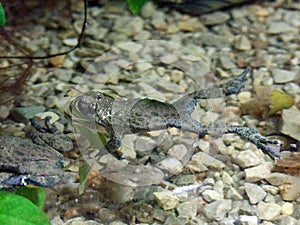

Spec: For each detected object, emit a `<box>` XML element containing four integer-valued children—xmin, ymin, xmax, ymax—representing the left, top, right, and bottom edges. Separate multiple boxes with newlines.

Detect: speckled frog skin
<box><xmin>0</xmin><ymin>116</ymin><xmax>73</xmax><ymax>187</ymax></box>
<box><xmin>72</xmin><ymin>67</ymin><xmax>281</xmax><ymax>160</ymax></box>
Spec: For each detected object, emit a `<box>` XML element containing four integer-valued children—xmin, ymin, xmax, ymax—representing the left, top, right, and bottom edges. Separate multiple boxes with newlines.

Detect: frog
<box><xmin>71</xmin><ymin>67</ymin><xmax>281</xmax><ymax>161</ymax></box>
<box><xmin>0</xmin><ymin>116</ymin><xmax>73</xmax><ymax>187</ymax></box>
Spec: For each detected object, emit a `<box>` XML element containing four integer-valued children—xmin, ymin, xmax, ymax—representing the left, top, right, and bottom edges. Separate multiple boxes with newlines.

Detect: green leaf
<box><xmin>0</xmin><ymin>2</ymin><xmax>6</xmax><ymax>26</ymax></box>
<box><xmin>0</xmin><ymin>191</ymin><xmax>51</xmax><ymax>225</ymax></box>
<box><xmin>269</xmin><ymin>90</ymin><xmax>294</xmax><ymax>115</ymax></box>
<box><xmin>79</xmin><ymin>162</ymin><xmax>91</xmax><ymax>194</ymax></box>
<box><xmin>127</xmin><ymin>0</ymin><xmax>148</xmax><ymax>13</ymax></box>
<box><xmin>15</xmin><ymin>187</ymin><xmax>46</xmax><ymax>210</ymax></box>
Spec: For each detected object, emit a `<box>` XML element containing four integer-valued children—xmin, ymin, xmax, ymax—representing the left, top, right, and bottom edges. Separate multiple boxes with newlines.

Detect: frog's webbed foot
<box><xmin>228</xmin><ymin>125</ymin><xmax>281</xmax><ymax>159</ymax></box>
<box><xmin>222</xmin><ymin>67</ymin><xmax>251</xmax><ymax>95</ymax></box>
<box><xmin>29</xmin><ymin>116</ymin><xmax>58</xmax><ymax>134</ymax></box>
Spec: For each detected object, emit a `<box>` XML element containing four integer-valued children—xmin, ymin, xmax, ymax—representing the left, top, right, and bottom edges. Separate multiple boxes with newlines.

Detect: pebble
<box><xmin>153</xmin><ymin>191</ymin><xmax>179</xmax><ymax>210</ymax></box>
<box><xmin>202</xmin><ymin>190</ymin><xmax>223</xmax><ymax>202</ymax></box>
<box><xmin>272</xmin><ymin>69</ymin><xmax>296</xmax><ymax>83</ymax></box>
<box><xmin>200</xmin><ymin>33</ymin><xmax>230</xmax><ymax>48</ymax></box>
<box><xmin>35</xmin><ymin>111</ymin><xmax>60</xmax><ymax>123</ymax></box>
<box><xmin>178</xmin><ymin>18</ymin><xmax>205</xmax><ymax>32</ymax></box>
<box><xmin>279</xmin><ymin>181</ymin><xmax>300</xmax><ymax>201</ymax></box>
<box><xmin>203</xmin><ymin>199</ymin><xmax>232</xmax><ymax>221</ymax></box>
<box><xmin>256</xmin><ymin>202</ymin><xmax>281</xmax><ymax>221</ymax></box>
<box><xmin>189</xmin><ymin>152</ymin><xmax>225</xmax><ymax>169</ymax></box>
<box><xmin>234</xmin><ymin>35</ymin><xmax>252</xmax><ymax>51</ymax></box>
<box><xmin>156</xmin><ymin>157</ymin><xmax>184</xmax><ymax>175</ymax></box>
<box><xmin>233</xmin><ymin>149</ymin><xmax>262</xmax><ymax>168</ymax></box>
<box><xmin>170</xmin><ymin>69</ymin><xmax>184</xmax><ymax>83</ymax></box>
<box><xmin>245</xmin><ymin>162</ymin><xmax>273</xmax><ymax>182</ymax></box>
<box><xmin>176</xmin><ymin>198</ymin><xmax>198</xmax><ymax>218</ymax></box>
<box><xmin>201</xmin><ymin>12</ymin><xmax>230</xmax><ymax>25</ymax></box>
<box><xmin>140</xmin><ymin>1</ymin><xmax>156</xmax><ymax>18</ymax></box>
<box><xmin>244</xmin><ymin>183</ymin><xmax>267</xmax><ymax>204</ymax></box>
<box><xmin>281</xmin><ymin>202</ymin><xmax>294</xmax><ymax>216</ymax></box>
<box><xmin>221</xmin><ymin>171</ymin><xmax>234</xmax><ymax>185</ymax></box>
<box><xmin>10</xmin><ymin>106</ymin><xmax>46</xmax><ymax>123</ymax></box>
<box><xmin>267</xmin><ymin>21</ymin><xmax>293</xmax><ymax>34</ymax></box>
<box><xmin>281</xmin><ymin>108</ymin><xmax>300</xmax><ymax>141</ymax></box>
<box><xmin>63</xmin><ymin>38</ymin><xmax>78</xmax><ymax>47</ymax></box>
<box><xmin>116</xmin><ymin>42</ymin><xmax>143</xmax><ymax>53</ymax></box>
<box><xmin>134</xmin><ymin>136</ymin><xmax>158</xmax><ymax>156</ymax></box>
<box><xmin>167</xmin><ymin>144</ymin><xmax>189</xmax><ymax>161</ymax></box>
<box><xmin>151</xmin><ymin>11</ymin><xmax>167</xmax><ymax>30</ymax></box>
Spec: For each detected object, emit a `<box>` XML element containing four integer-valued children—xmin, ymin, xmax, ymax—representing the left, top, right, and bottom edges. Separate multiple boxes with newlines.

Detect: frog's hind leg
<box><xmin>173</xmin><ymin>67</ymin><xmax>250</xmax><ymax>116</ymax></box>
<box><xmin>226</xmin><ymin>125</ymin><xmax>281</xmax><ymax>159</ymax></box>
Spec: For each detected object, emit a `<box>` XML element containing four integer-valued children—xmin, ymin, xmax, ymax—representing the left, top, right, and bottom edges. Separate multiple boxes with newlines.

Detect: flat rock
<box><xmin>244</xmin><ymin>183</ymin><xmax>267</xmax><ymax>204</ymax></box>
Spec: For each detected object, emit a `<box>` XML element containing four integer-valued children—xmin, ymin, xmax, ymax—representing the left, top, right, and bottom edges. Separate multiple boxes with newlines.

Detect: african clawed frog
<box><xmin>0</xmin><ymin>116</ymin><xmax>73</xmax><ymax>187</ymax></box>
<box><xmin>71</xmin><ymin>67</ymin><xmax>281</xmax><ymax>160</ymax></box>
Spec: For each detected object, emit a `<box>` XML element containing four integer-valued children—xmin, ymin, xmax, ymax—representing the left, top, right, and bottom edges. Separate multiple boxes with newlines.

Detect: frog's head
<box><xmin>70</xmin><ymin>92</ymin><xmax>113</xmax><ymax>125</ymax></box>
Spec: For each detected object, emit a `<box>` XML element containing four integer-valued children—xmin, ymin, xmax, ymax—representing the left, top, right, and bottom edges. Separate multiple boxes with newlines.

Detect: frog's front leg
<box><xmin>174</xmin><ymin>67</ymin><xmax>250</xmax><ymax>115</ymax></box>
<box><xmin>86</xmin><ymin>137</ymin><xmax>122</xmax><ymax>160</ymax></box>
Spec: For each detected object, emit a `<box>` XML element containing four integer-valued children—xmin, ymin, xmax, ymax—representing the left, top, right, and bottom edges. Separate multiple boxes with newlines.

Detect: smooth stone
<box><xmin>153</xmin><ymin>191</ymin><xmax>179</xmax><ymax>210</ymax></box>
<box><xmin>244</xmin><ymin>183</ymin><xmax>267</xmax><ymax>204</ymax></box>
<box><xmin>256</xmin><ymin>202</ymin><xmax>281</xmax><ymax>221</ymax></box>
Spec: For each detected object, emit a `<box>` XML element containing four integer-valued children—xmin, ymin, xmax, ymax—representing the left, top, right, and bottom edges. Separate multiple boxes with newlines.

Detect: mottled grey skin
<box><xmin>0</xmin><ymin>117</ymin><xmax>73</xmax><ymax>187</ymax></box>
<box><xmin>72</xmin><ymin>67</ymin><xmax>281</xmax><ymax>159</ymax></box>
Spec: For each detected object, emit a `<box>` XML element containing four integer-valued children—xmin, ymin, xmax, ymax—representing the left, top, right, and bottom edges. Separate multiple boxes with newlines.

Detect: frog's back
<box><xmin>128</xmin><ymin>98</ymin><xmax>180</xmax><ymax>133</ymax></box>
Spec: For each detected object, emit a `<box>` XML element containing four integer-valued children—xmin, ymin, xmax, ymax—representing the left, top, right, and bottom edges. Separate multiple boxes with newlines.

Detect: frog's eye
<box><xmin>95</xmin><ymin>92</ymin><xmax>103</xmax><ymax>102</ymax></box>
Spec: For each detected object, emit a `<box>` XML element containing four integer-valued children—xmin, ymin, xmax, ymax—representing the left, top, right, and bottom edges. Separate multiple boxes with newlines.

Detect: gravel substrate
<box><xmin>1</xmin><ymin>0</ymin><xmax>300</xmax><ymax>224</ymax></box>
